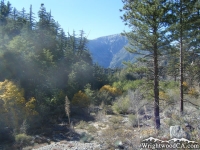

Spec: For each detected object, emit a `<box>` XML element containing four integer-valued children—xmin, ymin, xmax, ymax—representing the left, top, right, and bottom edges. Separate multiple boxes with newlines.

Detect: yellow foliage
<box><xmin>0</xmin><ymin>79</ymin><xmax>25</xmax><ymax>108</ymax></box>
<box><xmin>0</xmin><ymin>80</ymin><xmax>27</xmax><ymax>130</ymax></box>
<box><xmin>0</xmin><ymin>80</ymin><xmax>39</xmax><ymax>132</ymax></box>
<box><xmin>100</xmin><ymin>85</ymin><xmax>122</xmax><ymax>96</ymax></box>
<box><xmin>182</xmin><ymin>81</ymin><xmax>188</xmax><ymax>87</ymax></box>
<box><xmin>72</xmin><ymin>91</ymin><xmax>90</xmax><ymax>107</ymax></box>
<box><xmin>159</xmin><ymin>91</ymin><xmax>169</xmax><ymax>100</ymax></box>
<box><xmin>25</xmin><ymin>97</ymin><xmax>38</xmax><ymax>115</ymax></box>
<box><xmin>188</xmin><ymin>87</ymin><xmax>198</xmax><ymax>97</ymax></box>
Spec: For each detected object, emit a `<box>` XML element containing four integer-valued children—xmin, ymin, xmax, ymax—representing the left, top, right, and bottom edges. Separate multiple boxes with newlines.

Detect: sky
<box><xmin>8</xmin><ymin>0</ymin><xmax>130</xmax><ymax>40</ymax></box>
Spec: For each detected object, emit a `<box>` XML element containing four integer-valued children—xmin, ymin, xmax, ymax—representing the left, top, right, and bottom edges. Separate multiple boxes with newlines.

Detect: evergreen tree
<box><xmin>0</xmin><ymin>0</ymin><xmax>12</xmax><ymax>26</ymax></box>
<box><xmin>121</xmin><ymin>0</ymin><xmax>171</xmax><ymax>129</ymax></box>
<box><xmin>166</xmin><ymin>47</ymin><xmax>179</xmax><ymax>81</ymax></box>
<box><xmin>27</xmin><ymin>5</ymin><xmax>35</xmax><ymax>31</ymax></box>
<box><xmin>17</xmin><ymin>8</ymin><xmax>28</xmax><ymax>28</ymax></box>
<box><xmin>169</xmin><ymin>0</ymin><xmax>200</xmax><ymax>114</ymax></box>
<box><xmin>77</xmin><ymin>30</ymin><xmax>88</xmax><ymax>57</ymax></box>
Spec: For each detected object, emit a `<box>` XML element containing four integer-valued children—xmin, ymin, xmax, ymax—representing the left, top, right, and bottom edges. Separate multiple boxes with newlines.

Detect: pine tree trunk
<box><xmin>180</xmin><ymin>0</ymin><xmax>184</xmax><ymax>115</ymax></box>
<box><xmin>180</xmin><ymin>39</ymin><xmax>184</xmax><ymax>114</ymax></box>
<box><xmin>154</xmin><ymin>42</ymin><xmax>160</xmax><ymax>130</ymax></box>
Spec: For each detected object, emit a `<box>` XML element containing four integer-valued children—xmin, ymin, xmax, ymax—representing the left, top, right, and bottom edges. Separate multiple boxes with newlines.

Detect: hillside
<box><xmin>87</xmin><ymin>34</ymin><xmax>138</xmax><ymax>68</ymax></box>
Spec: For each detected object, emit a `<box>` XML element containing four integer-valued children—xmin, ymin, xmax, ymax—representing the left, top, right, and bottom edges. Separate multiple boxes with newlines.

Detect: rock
<box><xmin>88</xmin><ymin>106</ymin><xmax>102</xmax><ymax>114</ymax></box>
<box><xmin>122</xmin><ymin>118</ymin><xmax>129</xmax><ymax>123</ymax></box>
<box><xmin>185</xmin><ymin>122</ymin><xmax>194</xmax><ymax>131</ymax></box>
<box><xmin>170</xmin><ymin>125</ymin><xmax>190</xmax><ymax>139</ymax></box>
<box><xmin>34</xmin><ymin>135</ymin><xmax>50</xmax><ymax>144</ymax></box>
<box><xmin>143</xmin><ymin>114</ymin><xmax>152</xmax><ymax>120</ymax></box>
<box><xmin>114</xmin><ymin>140</ymin><xmax>124</xmax><ymax>149</ymax></box>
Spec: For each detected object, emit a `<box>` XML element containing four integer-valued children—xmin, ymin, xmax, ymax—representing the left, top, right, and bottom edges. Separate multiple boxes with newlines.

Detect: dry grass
<box><xmin>87</xmin><ymin>125</ymin><xmax>98</xmax><ymax>134</ymax></box>
<box><xmin>99</xmin><ymin>125</ymin><xmax>142</xmax><ymax>149</ymax></box>
<box><xmin>95</xmin><ymin>109</ymin><xmax>107</xmax><ymax>122</ymax></box>
<box><xmin>75</xmin><ymin>120</ymin><xmax>88</xmax><ymax>129</ymax></box>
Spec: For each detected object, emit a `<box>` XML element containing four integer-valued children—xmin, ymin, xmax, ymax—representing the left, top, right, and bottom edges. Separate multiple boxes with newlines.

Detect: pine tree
<box><xmin>0</xmin><ymin>0</ymin><xmax>12</xmax><ymax>26</ymax></box>
<box><xmin>17</xmin><ymin>8</ymin><xmax>28</xmax><ymax>28</ymax></box>
<box><xmin>27</xmin><ymin>5</ymin><xmax>35</xmax><ymax>31</ymax></box>
<box><xmin>121</xmin><ymin>0</ymin><xmax>171</xmax><ymax>129</ymax></box>
<box><xmin>77</xmin><ymin>30</ymin><xmax>88</xmax><ymax>57</ymax></box>
<box><xmin>169</xmin><ymin>0</ymin><xmax>200</xmax><ymax>114</ymax></box>
<box><xmin>166</xmin><ymin>46</ymin><xmax>179</xmax><ymax>81</ymax></box>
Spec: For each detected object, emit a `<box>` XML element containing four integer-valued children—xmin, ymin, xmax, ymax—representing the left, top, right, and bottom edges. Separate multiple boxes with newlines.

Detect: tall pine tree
<box><xmin>169</xmin><ymin>0</ymin><xmax>200</xmax><ymax>114</ymax></box>
<box><xmin>121</xmin><ymin>0</ymin><xmax>171</xmax><ymax>129</ymax></box>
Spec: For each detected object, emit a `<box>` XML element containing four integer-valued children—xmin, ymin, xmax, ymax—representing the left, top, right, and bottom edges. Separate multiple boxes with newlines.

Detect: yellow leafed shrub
<box><xmin>25</xmin><ymin>97</ymin><xmax>38</xmax><ymax>115</ymax></box>
<box><xmin>159</xmin><ymin>91</ymin><xmax>169</xmax><ymax>100</ymax></box>
<box><xmin>182</xmin><ymin>81</ymin><xmax>188</xmax><ymax>87</ymax></box>
<box><xmin>100</xmin><ymin>85</ymin><xmax>122</xmax><ymax>96</ymax></box>
<box><xmin>188</xmin><ymin>87</ymin><xmax>199</xmax><ymax>97</ymax></box>
<box><xmin>182</xmin><ymin>81</ymin><xmax>189</xmax><ymax>91</ymax></box>
<box><xmin>72</xmin><ymin>91</ymin><xmax>90</xmax><ymax>107</ymax></box>
<box><xmin>0</xmin><ymin>80</ymin><xmax>26</xmax><ymax>131</ymax></box>
<box><xmin>0</xmin><ymin>79</ymin><xmax>25</xmax><ymax>108</ymax></box>
<box><xmin>0</xmin><ymin>80</ymin><xmax>38</xmax><ymax>132</ymax></box>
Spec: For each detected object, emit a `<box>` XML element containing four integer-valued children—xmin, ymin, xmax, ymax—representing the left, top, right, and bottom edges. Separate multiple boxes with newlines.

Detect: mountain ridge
<box><xmin>87</xmin><ymin>34</ymin><xmax>138</xmax><ymax>68</ymax></box>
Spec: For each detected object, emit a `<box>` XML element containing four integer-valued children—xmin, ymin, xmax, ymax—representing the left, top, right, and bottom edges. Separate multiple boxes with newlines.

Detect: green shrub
<box><xmin>87</xmin><ymin>125</ymin><xmax>98</xmax><ymax>133</ymax></box>
<box><xmin>160</xmin><ymin>81</ymin><xmax>179</xmax><ymax>90</ymax></box>
<box><xmin>112</xmin><ymin>96</ymin><xmax>130</xmax><ymax>114</ymax></box>
<box><xmin>128</xmin><ymin>114</ymin><xmax>138</xmax><ymax>127</ymax></box>
<box><xmin>113</xmin><ymin>80</ymin><xmax>145</xmax><ymax>92</ymax></box>
<box><xmin>76</xmin><ymin>120</ymin><xmax>97</xmax><ymax>133</ymax></box>
<box><xmin>84</xmin><ymin>84</ymin><xmax>97</xmax><ymax>105</ymax></box>
<box><xmin>96</xmin><ymin>90</ymin><xmax>112</xmax><ymax>105</ymax></box>
<box><xmin>15</xmin><ymin>134</ymin><xmax>32</xmax><ymax>146</ymax></box>
<box><xmin>109</xmin><ymin>116</ymin><xmax>123</xmax><ymax>124</ymax></box>
<box><xmin>76</xmin><ymin>120</ymin><xmax>88</xmax><ymax>129</ymax></box>
<box><xmin>80</xmin><ymin>132</ymin><xmax>94</xmax><ymax>143</ymax></box>
<box><xmin>164</xmin><ymin>118</ymin><xmax>174</xmax><ymax>127</ymax></box>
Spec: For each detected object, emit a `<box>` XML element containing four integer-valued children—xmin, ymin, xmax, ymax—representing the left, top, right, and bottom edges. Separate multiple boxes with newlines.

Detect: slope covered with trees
<box><xmin>0</xmin><ymin>1</ymin><xmax>109</xmax><ymax>143</ymax></box>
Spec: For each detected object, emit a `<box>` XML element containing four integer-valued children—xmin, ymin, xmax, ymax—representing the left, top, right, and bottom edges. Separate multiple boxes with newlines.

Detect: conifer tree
<box><xmin>121</xmin><ymin>0</ymin><xmax>171</xmax><ymax>129</ymax></box>
<box><xmin>169</xmin><ymin>0</ymin><xmax>200</xmax><ymax>114</ymax></box>
<box><xmin>0</xmin><ymin>0</ymin><xmax>12</xmax><ymax>25</ymax></box>
<box><xmin>17</xmin><ymin>8</ymin><xmax>28</xmax><ymax>28</ymax></box>
<box><xmin>27</xmin><ymin>5</ymin><xmax>35</xmax><ymax>30</ymax></box>
<box><xmin>166</xmin><ymin>47</ymin><xmax>179</xmax><ymax>81</ymax></box>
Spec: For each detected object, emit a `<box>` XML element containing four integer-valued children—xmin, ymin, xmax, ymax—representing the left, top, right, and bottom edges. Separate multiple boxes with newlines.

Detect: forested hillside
<box><xmin>0</xmin><ymin>0</ymin><xmax>200</xmax><ymax>149</ymax></box>
<box><xmin>0</xmin><ymin>1</ymin><xmax>110</xmax><ymax>146</ymax></box>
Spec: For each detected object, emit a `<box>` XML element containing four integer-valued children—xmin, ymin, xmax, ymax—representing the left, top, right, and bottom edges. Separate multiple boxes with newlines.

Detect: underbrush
<box><xmin>15</xmin><ymin>133</ymin><xmax>33</xmax><ymax>147</ymax></box>
<box><xmin>75</xmin><ymin>120</ymin><xmax>98</xmax><ymax>134</ymax></box>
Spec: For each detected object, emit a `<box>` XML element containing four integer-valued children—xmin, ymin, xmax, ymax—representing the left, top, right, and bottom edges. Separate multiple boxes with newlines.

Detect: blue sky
<box><xmin>8</xmin><ymin>0</ymin><xmax>129</xmax><ymax>40</ymax></box>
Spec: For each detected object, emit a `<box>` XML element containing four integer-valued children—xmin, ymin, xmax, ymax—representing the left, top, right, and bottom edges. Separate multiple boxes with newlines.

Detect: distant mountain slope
<box><xmin>87</xmin><ymin>34</ymin><xmax>140</xmax><ymax>68</ymax></box>
<box><xmin>87</xmin><ymin>34</ymin><xmax>129</xmax><ymax>68</ymax></box>
<box><xmin>109</xmin><ymin>45</ymin><xmax>139</xmax><ymax>68</ymax></box>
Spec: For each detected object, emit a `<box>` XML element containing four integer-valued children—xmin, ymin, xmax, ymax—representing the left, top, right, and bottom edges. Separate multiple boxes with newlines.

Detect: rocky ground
<box><xmin>31</xmin><ymin>141</ymin><xmax>102</xmax><ymax>150</ymax></box>
<box><xmin>19</xmin><ymin>104</ymin><xmax>200</xmax><ymax>150</ymax></box>
<box><xmin>22</xmin><ymin>114</ymin><xmax>140</xmax><ymax>150</ymax></box>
